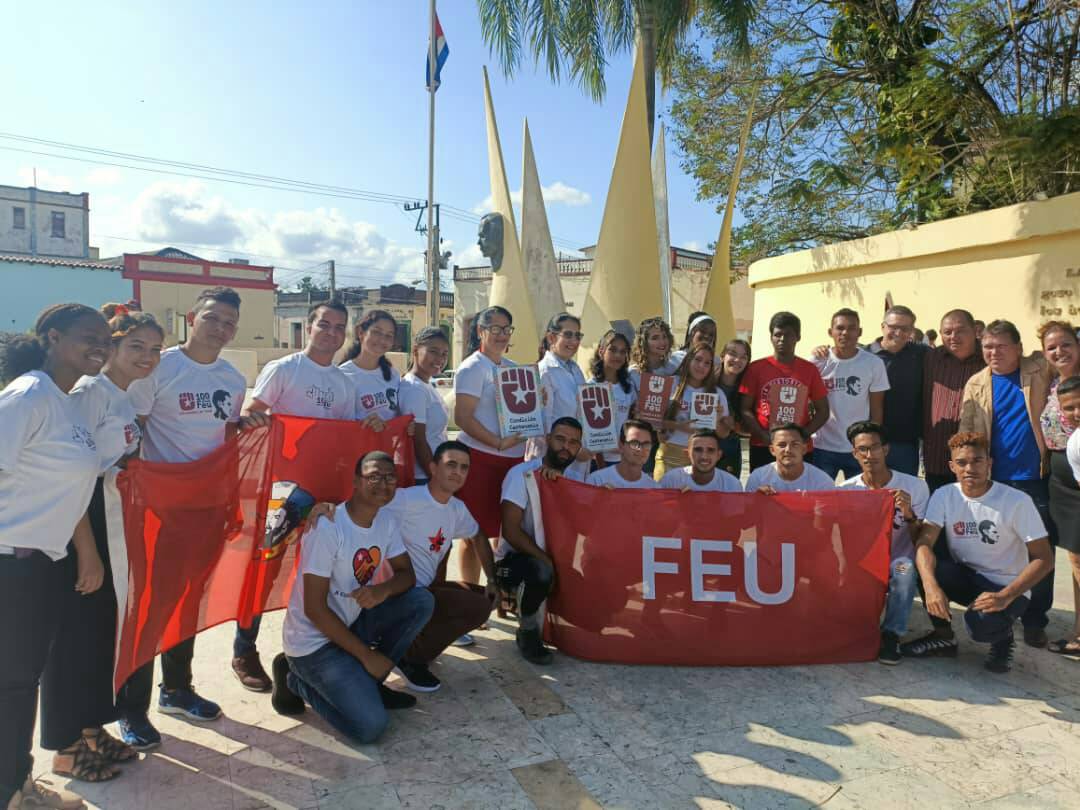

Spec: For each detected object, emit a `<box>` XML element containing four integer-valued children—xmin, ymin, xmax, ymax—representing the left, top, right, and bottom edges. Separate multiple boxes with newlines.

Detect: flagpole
<box><xmin>426</xmin><ymin>0</ymin><xmax>439</xmax><ymax>328</ymax></box>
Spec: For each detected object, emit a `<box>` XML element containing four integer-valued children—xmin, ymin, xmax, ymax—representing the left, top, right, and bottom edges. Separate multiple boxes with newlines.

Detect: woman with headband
<box><xmin>670</xmin><ymin>312</ymin><xmax>718</xmax><ymax>368</ymax></box>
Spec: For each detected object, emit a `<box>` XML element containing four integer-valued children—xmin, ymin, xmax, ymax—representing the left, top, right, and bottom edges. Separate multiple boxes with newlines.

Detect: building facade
<box><xmin>452</xmin><ymin>246</ymin><xmax>754</xmax><ymax>365</ymax></box>
<box><xmin>0</xmin><ymin>184</ymin><xmax>90</xmax><ymax>259</ymax></box>
<box><xmin>747</xmin><ymin>191</ymin><xmax>1080</xmax><ymax>350</ymax></box>
<box><xmin>0</xmin><ymin>254</ymin><xmax>131</xmax><ymax>333</ymax></box>
<box><xmin>275</xmin><ymin>284</ymin><xmax>454</xmax><ymax>354</ymax></box>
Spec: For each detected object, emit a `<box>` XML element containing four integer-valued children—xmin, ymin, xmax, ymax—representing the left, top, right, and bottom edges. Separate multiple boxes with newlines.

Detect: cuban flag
<box><xmin>425</xmin><ymin>13</ymin><xmax>449</xmax><ymax>91</ymax></box>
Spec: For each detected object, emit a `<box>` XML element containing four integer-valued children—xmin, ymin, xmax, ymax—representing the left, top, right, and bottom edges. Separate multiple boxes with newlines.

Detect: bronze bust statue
<box><xmin>478</xmin><ymin>213</ymin><xmax>504</xmax><ymax>272</ymax></box>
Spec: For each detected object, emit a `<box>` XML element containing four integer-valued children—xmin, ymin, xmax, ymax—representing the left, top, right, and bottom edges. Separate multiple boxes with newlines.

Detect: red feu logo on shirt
<box><xmin>179</xmin><ymin>392</ymin><xmax>196</xmax><ymax>411</ymax></box>
<box><xmin>352</xmin><ymin>546</ymin><xmax>382</xmax><ymax>586</ymax></box>
<box><xmin>429</xmin><ymin>528</ymin><xmax>447</xmax><ymax>552</ymax></box>
<box><xmin>361</xmin><ymin>393</ymin><xmax>376</xmax><ymax>410</ymax></box>
<box><xmin>123</xmin><ymin>423</ymin><xmax>139</xmax><ymax>445</ymax></box>
<box><xmin>581</xmin><ymin>385</ymin><xmax>612</xmax><ymax>429</ymax></box>
<box><xmin>500</xmin><ymin>367</ymin><xmax>537</xmax><ymax>414</ymax></box>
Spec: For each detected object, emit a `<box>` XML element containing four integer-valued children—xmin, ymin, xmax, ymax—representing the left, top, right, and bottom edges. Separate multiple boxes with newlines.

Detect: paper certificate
<box><xmin>493</xmin><ymin>364</ymin><xmax>545</xmax><ymax>438</ymax></box>
<box><xmin>577</xmin><ymin>382</ymin><xmax>619</xmax><ymax>452</ymax></box>
<box><xmin>690</xmin><ymin>391</ymin><xmax>720</xmax><ymax>430</ymax></box>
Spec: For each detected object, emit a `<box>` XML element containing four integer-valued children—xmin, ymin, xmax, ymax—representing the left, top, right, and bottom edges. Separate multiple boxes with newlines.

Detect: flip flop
<box><xmin>1047</xmin><ymin>638</ymin><xmax>1080</xmax><ymax>655</ymax></box>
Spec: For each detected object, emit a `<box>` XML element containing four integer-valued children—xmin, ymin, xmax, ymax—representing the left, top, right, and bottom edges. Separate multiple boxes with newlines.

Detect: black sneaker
<box><xmin>516</xmin><ymin>627</ymin><xmax>554</xmax><ymax>666</ymax></box>
<box><xmin>878</xmin><ymin>632</ymin><xmax>901</xmax><ymax>665</ymax></box>
<box><xmin>986</xmin><ymin>633</ymin><xmax>1015</xmax><ymax>673</ymax></box>
<box><xmin>395</xmin><ymin>661</ymin><xmax>441</xmax><ymax>693</ymax></box>
<box><xmin>379</xmin><ymin>684</ymin><xmax>417</xmax><ymax>710</ymax></box>
<box><xmin>270</xmin><ymin>653</ymin><xmax>305</xmax><ymax>716</ymax></box>
<box><xmin>900</xmin><ymin>630</ymin><xmax>959</xmax><ymax>658</ymax></box>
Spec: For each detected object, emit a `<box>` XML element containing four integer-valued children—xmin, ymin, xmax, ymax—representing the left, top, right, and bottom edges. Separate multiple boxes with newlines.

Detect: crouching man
<box><xmin>271</xmin><ymin>452</ymin><xmax>434</xmax><ymax>743</ymax></box>
<box><xmin>905</xmin><ymin>432</ymin><xmax>1054</xmax><ymax>673</ymax></box>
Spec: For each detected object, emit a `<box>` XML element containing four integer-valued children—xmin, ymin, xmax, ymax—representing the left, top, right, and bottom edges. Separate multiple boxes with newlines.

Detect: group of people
<box><xmin>1</xmin><ymin>288</ymin><xmax>1075</xmax><ymax>810</ymax></box>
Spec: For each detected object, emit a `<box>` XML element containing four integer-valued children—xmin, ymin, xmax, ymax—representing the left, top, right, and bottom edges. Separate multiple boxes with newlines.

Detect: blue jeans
<box><xmin>999</xmin><ymin>477</ymin><xmax>1056</xmax><ymax>630</ymax></box>
<box><xmin>286</xmin><ymin>587</ymin><xmax>434</xmax><ymax>744</ymax></box>
<box><xmin>814</xmin><ymin>449</ymin><xmax>861</xmax><ymax>481</ymax></box>
<box><xmin>234</xmin><ymin>616</ymin><xmax>261</xmax><ymax>658</ymax></box>
<box><xmin>881</xmin><ymin>557</ymin><xmax>918</xmax><ymax>636</ymax></box>
<box><xmin>885</xmin><ymin>441</ymin><xmax>920</xmax><ymax>476</ymax></box>
<box><xmin>935</xmin><ymin>557</ymin><xmax>1030</xmax><ymax>643</ymax></box>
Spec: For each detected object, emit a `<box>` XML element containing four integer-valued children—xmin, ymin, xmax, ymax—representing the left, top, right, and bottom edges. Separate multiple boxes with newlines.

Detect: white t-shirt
<box><xmin>588</xmin><ymin>464</ymin><xmax>659</xmax><ymax>490</ymax></box>
<box><xmin>496</xmin><ymin>458</ymin><xmax>585</xmax><ymax>560</ymax></box>
<box><xmin>667</xmin><ymin>385</ymin><xmax>730</xmax><ymax>447</ymax></box>
<box><xmin>340</xmin><ymin>361</ymin><xmax>401</xmax><ymax>421</ymax></box>
<box><xmin>813</xmin><ymin>349</ymin><xmax>890</xmax><ymax>452</ymax></box>
<box><xmin>128</xmin><ymin>347</ymin><xmax>245</xmax><ymax>463</ymax></box>
<box><xmin>659</xmin><ymin>465</ymin><xmax>742</xmax><ymax>493</ymax></box>
<box><xmin>384</xmin><ymin>485</ymin><xmax>479</xmax><ymax>587</ymax></box>
<box><xmin>745</xmin><ymin>462</ymin><xmax>836</xmax><ymax>493</ymax></box>
<box><xmin>282</xmin><ymin>504</ymin><xmax>407</xmax><ymax>657</ymax></box>
<box><xmin>925</xmin><ymin>482</ymin><xmax>1046</xmax><ymax>588</ymax></box>
<box><xmin>72</xmin><ymin>373</ymin><xmax>141</xmax><ymax>469</ymax></box>
<box><xmin>538</xmin><ymin>351</ymin><xmax>586</xmax><ymax>432</ymax></box>
<box><xmin>453</xmin><ymin>351</ymin><xmax>525</xmax><ymax>459</ymax></box>
<box><xmin>399</xmin><ymin>372</ymin><xmax>450</xmax><ymax>480</ymax></box>
<box><xmin>1067</xmin><ymin>427</ymin><xmax>1080</xmax><ymax>482</ymax></box>
<box><xmin>840</xmin><ymin>470</ymin><xmax>929</xmax><ymax>561</ymax></box>
<box><xmin>253</xmin><ymin>352</ymin><xmax>355</xmax><ymax>419</ymax></box>
<box><xmin>0</xmin><ymin>371</ymin><xmax>104</xmax><ymax>558</ymax></box>
<box><xmin>592</xmin><ymin>377</ymin><xmax>637</xmax><ymax>463</ymax></box>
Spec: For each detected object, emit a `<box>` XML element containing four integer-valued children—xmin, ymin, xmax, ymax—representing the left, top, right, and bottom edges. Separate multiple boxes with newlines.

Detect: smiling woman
<box><xmin>340</xmin><ymin>309</ymin><xmax>401</xmax><ymax>432</ymax></box>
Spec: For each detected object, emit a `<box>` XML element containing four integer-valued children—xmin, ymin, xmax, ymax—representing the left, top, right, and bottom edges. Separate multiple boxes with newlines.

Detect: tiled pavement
<box><xmin>31</xmin><ymin>547</ymin><xmax>1080</xmax><ymax>809</ymax></box>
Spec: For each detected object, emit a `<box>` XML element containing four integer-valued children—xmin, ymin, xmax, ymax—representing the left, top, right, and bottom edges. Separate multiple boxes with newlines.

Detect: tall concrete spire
<box><xmin>519</xmin><ymin>118</ymin><xmax>566</xmax><ymax>330</ymax></box>
<box><xmin>652</xmin><ymin>122</ymin><xmax>672</xmax><ymax>325</ymax></box>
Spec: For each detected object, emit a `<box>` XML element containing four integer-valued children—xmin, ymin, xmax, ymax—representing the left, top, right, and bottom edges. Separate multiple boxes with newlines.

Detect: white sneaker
<box><xmin>451</xmin><ymin>633</ymin><xmax>475</xmax><ymax>647</ymax></box>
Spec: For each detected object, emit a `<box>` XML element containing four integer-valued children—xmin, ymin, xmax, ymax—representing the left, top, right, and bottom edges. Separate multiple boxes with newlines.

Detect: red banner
<box><xmin>111</xmin><ymin>415</ymin><xmax>413</xmax><ymax>692</ymax></box>
<box><xmin>535</xmin><ymin>477</ymin><xmax>893</xmax><ymax>666</ymax></box>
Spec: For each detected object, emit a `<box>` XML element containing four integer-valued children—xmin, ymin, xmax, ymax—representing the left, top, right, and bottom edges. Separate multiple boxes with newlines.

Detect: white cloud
<box><xmin>84</xmin><ymin>167</ymin><xmax>124</xmax><ymax>186</ymax></box>
<box><xmin>682</xmin><ymin>240</ymin><xmax>702</xmax><ymax>252</ymax></box>
<box><xmin>16</xmin><ymin>166</ymin><xmax>74</xmax><ymax>191</ymax></box>
<box><xmin>472</xmin><ymin>180</ymin><xmax>591</xmax><ymax>214</ymax></box>
<box><xmin>97</xmin><ymin>180</ymin><xmax>424</xmax><ymax>286</ymax></box>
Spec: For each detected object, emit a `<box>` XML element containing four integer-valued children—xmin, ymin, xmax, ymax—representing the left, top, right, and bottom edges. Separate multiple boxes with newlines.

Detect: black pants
<box><xmin>40</xmin><ymin>480</ymin><xmax>120</xmax><ymax>749</ymax></box>
<box><xmin>999</xmin><ymin>478</ymin><xmax>1056</xmax><ymax>631</ymax></box>
<box><xmin>1</xmin><ymin>551</ymin><xmax>66</xmax><ymax>805</ymax></box>
<box><xmin>116</xmin><ymin>638</ymin><xmax>196</xmax><ymax>717</ymax></box>
<box><xmin>935</xmin><ymin>557</ymin><xmax>1030</xmax><ymax>643</ymax></box>
<box><xmin>494</xmin><ymin>552</ymin><xmax>553</xmax><ymax>618</ymax></box>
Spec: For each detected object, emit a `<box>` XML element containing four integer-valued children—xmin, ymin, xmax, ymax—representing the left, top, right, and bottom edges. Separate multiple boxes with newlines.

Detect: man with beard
<box><xmin>659</xmin><ymin>429</ymin><xmax>742</xmax><ymax>492</ymax></box>
<box><xmin>495</xmin><ymin>417</ymin><xmax>585</xmax><ymax>664</ymax></box>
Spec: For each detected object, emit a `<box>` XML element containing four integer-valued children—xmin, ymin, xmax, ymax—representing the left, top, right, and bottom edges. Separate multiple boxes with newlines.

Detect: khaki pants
<box><xmin>653</xmin><ymin>442</ymin><xmax>690</xmax><ymax>481</ymax></box>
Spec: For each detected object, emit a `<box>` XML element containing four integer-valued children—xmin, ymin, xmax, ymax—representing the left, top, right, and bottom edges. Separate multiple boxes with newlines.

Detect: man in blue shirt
<box><xmin>959</xmin><ymin>320</ymin><xmax>1054</xmax><ymax>647</ymax></box>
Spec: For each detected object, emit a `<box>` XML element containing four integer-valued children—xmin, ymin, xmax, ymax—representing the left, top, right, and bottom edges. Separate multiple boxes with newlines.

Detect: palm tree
<box><xmin>477</xmin><ymin>0</ymin><xmax>755</xmax><ymax>143</ymax></box>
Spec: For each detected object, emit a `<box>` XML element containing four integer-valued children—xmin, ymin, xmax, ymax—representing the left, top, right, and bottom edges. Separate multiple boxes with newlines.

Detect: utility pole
<box><xmin>328</xmin><ymin>259</ymin><xmax>336</xmax><ymax>298</ymax></box>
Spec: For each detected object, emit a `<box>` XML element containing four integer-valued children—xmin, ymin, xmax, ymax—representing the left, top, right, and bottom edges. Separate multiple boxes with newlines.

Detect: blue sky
<box><xmin>5</xmin><ymin>1</ymin><xmax>724</xmax><ymax>290</ymax></box>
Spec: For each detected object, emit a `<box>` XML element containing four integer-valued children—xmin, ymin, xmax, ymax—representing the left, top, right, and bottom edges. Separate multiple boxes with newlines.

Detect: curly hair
<box><xmin>948</xmin><ymin>431</ymin><xmax>990</xmax><ymax>453</ymax></box>
<box><xmin>0</xmin><ymin>303</ymin><xmax>106</xmax><ymax>384</ymax></box>
<box><xmin>101</xmin><ymin>303</ymin><xmax>165</xmax><ymax>343</ymax></box>
<box><xmin>589</xmin><ymin>329</ymin><xmax>632</xmax><ymax>393</ymax></box>
<box><xmin>1037</xmin><ymin>319</ymin><xmax>1077</xmax><ymax>345</ymax></box>
<box><xmin>630</xmin><ymin>316</ymin><xmax>674</xmax><ymax>372</ymax></box>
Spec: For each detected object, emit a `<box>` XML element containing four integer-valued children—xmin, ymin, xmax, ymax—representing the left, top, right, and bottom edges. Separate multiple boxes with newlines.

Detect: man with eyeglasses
<box><xmin>839</xmin><ymin>421</ymin><xmax>929</xmax><ymax>664</ymax></box>
<box><xmin>868</xmin><ymin>305</ymin><xmax>929</xmax><ymax>476</ymax></box>
<box><xmin>588</xmin><ymin>419</ymin><xmax>661</xmax><ymax>490</ymax></box>
<box><xmin>496</xmin><ymin>417</ymin><xmax>588</xmax><ymax>664</ymax></box>
<box><xmin>959</xmin><ymin>319</ymin><xmax>1055</xmax><ymax>648</ymax></box>
<box><xmin>271</xmin><ymin>452</ymin><xmax>434</xmax><ymax>742</ymax></box>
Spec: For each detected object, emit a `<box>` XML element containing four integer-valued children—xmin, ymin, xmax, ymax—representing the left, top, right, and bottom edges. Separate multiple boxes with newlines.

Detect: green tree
<box><xmin>670</xmin><ymin>0</ymin><xmax>1080</xmax><ymax>263</ymax></box>
<box><xmin>294</xmin><ymin>276</ymin><xmax>325</xmax><ymax>294</ymax></box>
<box><xmin>476</xmin><ymin>0</ymin><xmax>757</xmax><ymax>142</ymax></box>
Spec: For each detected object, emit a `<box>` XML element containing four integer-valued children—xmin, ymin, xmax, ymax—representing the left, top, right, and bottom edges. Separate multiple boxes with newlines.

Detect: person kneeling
<box><xmin>496</xmin><ymin>417</ymin><xmax>588</xmax><ymax>665</ymax></box>
<box><xmin>389</xmin><ymin>441</ymin><xmax>497</xmax><ymax>692</ymax></box>
<box><xmin>271</xmin><ymin>452</ymin><xmax>434</xmax><ymax>743</ymax></box>
<box><xmin>904</xmin><ymin>433</ymin><xmax>1054</xmax><ymax>673</ymax></box>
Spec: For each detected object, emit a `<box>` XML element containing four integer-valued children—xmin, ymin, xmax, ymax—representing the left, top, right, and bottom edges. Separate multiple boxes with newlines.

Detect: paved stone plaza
<box><xmin>31</xmin><ymin>548</ymin><xmax>1080</xmax><ymax>809</ymax></box>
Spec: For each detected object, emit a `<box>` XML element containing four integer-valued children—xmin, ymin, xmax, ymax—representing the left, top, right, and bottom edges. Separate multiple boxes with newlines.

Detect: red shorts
<box><xmin>456</xmin><ymin>448</ymin><xmax>521</xmax><ymax>538</ymax></box>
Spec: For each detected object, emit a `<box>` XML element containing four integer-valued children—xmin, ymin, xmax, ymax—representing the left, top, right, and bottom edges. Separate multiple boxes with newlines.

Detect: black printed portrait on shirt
<box><xmin>212</xmin><ymin>389</ymin><xmax>233</xmax><ymax>421</ymax></box>
<box><xmin>978</xmin><ymin>520</ymin><xmax>999</xmax><ymax>545</ymax></box>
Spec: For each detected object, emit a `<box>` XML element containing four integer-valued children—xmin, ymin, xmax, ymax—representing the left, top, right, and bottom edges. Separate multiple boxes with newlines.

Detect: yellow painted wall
<box><xmin>140</xmin><ymin>281</ymin><xmax>276</xmax><ymax>350</ymax></box>
<box><xmin>748</xmin><ymin>192</ymin><xmax>1080</xmax><ymax>351</ymax></box>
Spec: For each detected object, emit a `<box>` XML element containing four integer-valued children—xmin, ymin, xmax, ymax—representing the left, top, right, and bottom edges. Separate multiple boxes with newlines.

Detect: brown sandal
<box><xmin>52</xmin><ymin>737</ymin><xmax>119</xmax><ymax>783</ymax></box>
<box><xmin>83</xmin><ymin>726</ymin><xmax>137</xmax><ymax>762</ymax></box>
